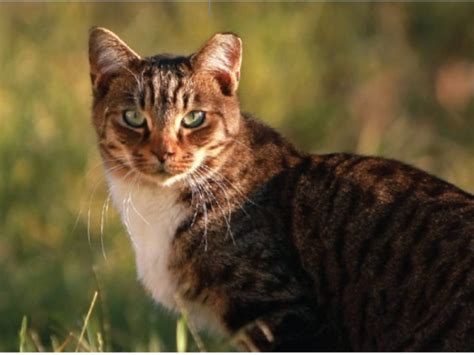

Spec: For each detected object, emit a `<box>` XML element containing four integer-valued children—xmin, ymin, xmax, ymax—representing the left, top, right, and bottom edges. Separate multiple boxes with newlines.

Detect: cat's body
<box><xmin>89</xmin><ymin>28</ymin><xmax>474</xmax><ymax>351</ymax></box>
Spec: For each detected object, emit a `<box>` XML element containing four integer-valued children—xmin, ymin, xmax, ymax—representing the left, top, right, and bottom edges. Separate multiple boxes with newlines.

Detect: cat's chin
<box><xmin>158</xmin><ymin>173</ymin><xmax>188</xmax><ymax>188</ymax></box>
<box><xmin>133</xmin><ymin>170</ymin><xmax>190</xmax><ymax>189</ymax></box>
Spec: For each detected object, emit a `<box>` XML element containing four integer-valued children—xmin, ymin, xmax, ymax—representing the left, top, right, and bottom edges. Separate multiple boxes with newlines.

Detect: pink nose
<box><xmin>155</xmin><ymin>150</ymin><xmax>174</xmax><ymax>164</ymax></box>
<box><xmin>150</xmin><ymin>134</ymin><xmax>176</xmax><ymax>163</ymax></box>
<box><xmin>151</xmin><ymin>142</ymin><xmax>175</xmax><ymax>163</ymax></box>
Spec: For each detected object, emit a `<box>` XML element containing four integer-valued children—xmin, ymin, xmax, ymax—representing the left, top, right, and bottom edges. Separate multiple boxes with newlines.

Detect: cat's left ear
<box><xmin>89</xmin><ymin>27</ymin><xmax>141</xmax><ymax>91</ymax></box>
<box><xmin>191</xmin><ymin>32</ymin><xmax>242</xmax><ymax>96</ymax></box>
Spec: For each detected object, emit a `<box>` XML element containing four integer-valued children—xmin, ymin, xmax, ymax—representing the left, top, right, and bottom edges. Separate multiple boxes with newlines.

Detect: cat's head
<box><xmin>89</xmin><ymin>27</ymin><xmax>242</xmax><ymax>187</ymax></box>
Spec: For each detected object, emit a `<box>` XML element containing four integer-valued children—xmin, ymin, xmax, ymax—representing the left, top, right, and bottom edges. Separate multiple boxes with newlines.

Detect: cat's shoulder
<box><xmin>307</xmin><ymin>152</ymin><xmax>473</xmax><ymax>200</ymax></box>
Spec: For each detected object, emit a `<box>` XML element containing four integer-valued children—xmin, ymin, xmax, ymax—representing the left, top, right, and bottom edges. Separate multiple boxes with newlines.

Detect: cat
<box><xmin>88</xmin><ymin>27</ymin><xmax>474</xmax><ymax>351</ymax></box>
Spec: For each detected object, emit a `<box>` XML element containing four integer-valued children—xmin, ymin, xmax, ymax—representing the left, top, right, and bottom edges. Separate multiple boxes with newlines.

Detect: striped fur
<box><xmin>89</xmin><ymin>28</ymin><xmax>474</xmax><ymax>351</ymax></box>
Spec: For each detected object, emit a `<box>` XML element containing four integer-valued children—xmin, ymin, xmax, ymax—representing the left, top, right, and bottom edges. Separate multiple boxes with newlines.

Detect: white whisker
<box><xmin>87</xmin><ymin>208</ymin><xmax>92</xmax><ymax>248</ymax></box>
<box><xmin>185</xmin><ymin>176</ymin><xmax>199</xmax><ymax>227</ymax></box>
<box><xmin>129</xmin><ymin>175</ymin><xmax>151</xmax><ymax>227</ymax></box>
<box><xmin>198</xmin><ymin>164</ymin><xmax>253</xmax><ymax>217</ymax></box>
<box><xmin>193</xmin><ymin>168</ymin><xmax>235</xmax><ymax>245</ymax></box>
<box><xmin>230</xmin><ymin>137</ymin><xmax>253</xmax><ymax>153</ymax></box>
<box><xmin>188</xmin><ymin>173</ymin><xmax>209</xmax><ymax>251</ymax></box>
<box><xmin>100</xmin><ymin>192</ymin><xmax>111</xmax><ymax>263</ymax></box>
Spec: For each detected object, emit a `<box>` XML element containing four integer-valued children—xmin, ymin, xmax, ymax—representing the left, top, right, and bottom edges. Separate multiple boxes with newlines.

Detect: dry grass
<box><xmin>1</xmin><ymin>2</ymin><xmax>473</xmax><ymax>351</ymax></box>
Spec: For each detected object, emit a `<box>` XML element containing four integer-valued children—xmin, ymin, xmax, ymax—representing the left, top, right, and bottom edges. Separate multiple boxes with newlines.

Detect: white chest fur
<box><xmin>107</xmin><ymin>175</ymin><xmax>189</xmax><ymax>309</ymax></box>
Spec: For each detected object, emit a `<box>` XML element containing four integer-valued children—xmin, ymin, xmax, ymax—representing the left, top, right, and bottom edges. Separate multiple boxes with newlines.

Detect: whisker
<box><xmin>100</xmin><ymin>192</ymin><xmax>111</xmax><ymax>263</ymax></box>
<box><xmin>185</xmin><ymin>176</ymin><xmax>199</xmax><ymax>227</ymax></box>
<box><xmin>204</xmin><ymin>175</ymin><xmax>236</xmax><ymax>245</ymax></box>
<box><xmin>202</xmin><ymin>193</ymin><xmax>208</xmax><ymax>251</ymax></box>
<box><xmin>78</xmin><ymin>147</ymin><xmax>154</xmax><ymax>259</ymax></box>
<box><xmin>121</xmin><ymin>170</ymin><xmax>140</xmax><ymax>249</ymax></box>
<box><xmin>199</xmin><ymin>163</ymin><xmax>256</xmax><ymax>206</ymax></box>
<box><xmin>72</xmin><ymin>159</ymin><xmax>126</xmax><ymax>236</ymax></box>
<box><xmin>192</xmin><ymin>169</ymin><xmax>235</xmax><ymax>245</ymax></box>
<box><xmin>84</xmin><ymin>164</ymin><xmax>128</xmax><ymax>251</ymax></box>
<box><xmin>188</xmin><ymin>173</ymin><xmax>209</xmax><ymax>251</ymax></box>
<box><xmin>128</xmin><ymin>175</ymin><xmax>151</xmax><ymax>227</ymax></box>
<box><xmin>198</xmin><ymin>164</ymin><xmax>254</xmax><ymax>217</ymax></box>
<box><xmin>229</xmin><ymin>137</ymin><xmax>254</xmax><ymax>153</ymax></box>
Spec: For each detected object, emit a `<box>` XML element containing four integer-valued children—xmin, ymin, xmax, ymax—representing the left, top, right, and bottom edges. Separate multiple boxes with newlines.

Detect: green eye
<box><xmin>182</xmin><ymin>111</ymin><xmax>206</xmax><ymax>129</ymax></box>
<box><xmin>123</xmin><ymin>110</ymin><xmax>146</xmax><ymax>128</ymax></box>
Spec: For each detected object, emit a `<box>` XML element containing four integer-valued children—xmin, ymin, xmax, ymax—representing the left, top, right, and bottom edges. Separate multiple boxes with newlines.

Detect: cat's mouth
<box><xmin>151</xmin><ymin>162</ymin><xmax>168</xmax><ymax>174</ymax></box>
<box><xmin>131</xmin><ymin>162</ymin><xmax>195</xmax><ymax>187</ymax></box>
<box><xmin>121</xmin><ymin>151</ymin><xmax>206</xmax><ymax>187</ymax></box>
<box><xmin>151</xmin><ymin>163</ymin><xmax>190</xmax><ymax>176</ymax></box>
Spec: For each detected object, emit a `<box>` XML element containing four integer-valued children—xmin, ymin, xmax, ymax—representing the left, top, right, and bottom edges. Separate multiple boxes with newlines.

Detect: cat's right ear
<box><xmin>191</xmin><ymin>32</ymin><xmax>242</xmax><ymax>96</ymax></box>
<box><xmin>88</xmin><ymin>27</ymin><xmax>140</xmax><ymax>91</ymax></box>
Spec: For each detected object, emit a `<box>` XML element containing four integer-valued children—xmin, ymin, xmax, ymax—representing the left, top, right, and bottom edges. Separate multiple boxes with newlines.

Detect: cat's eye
<box><xmin>182</xmin><ymin>111</ymin><xmax>206</xmax><ymax>129</ymax></box>
<box><xmin>123</xmin><ymin>110</ymin><xmax>146</xmax><ymax>128</ymax></box>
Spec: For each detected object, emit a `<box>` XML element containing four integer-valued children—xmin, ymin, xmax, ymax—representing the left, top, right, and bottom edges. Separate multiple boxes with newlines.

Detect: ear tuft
<box><xmin>88</xmin><ymin>27</ymin><xmax>140</xmax><ymax>88</ymax></box>
<box><xmin>192</xmin><ymin>32</ymin><xmax>242</xmax><ymax>95</ymax></box>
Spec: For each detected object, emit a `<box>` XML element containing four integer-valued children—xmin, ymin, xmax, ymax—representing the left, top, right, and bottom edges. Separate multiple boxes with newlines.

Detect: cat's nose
<box><xmin>152</xmin><ymin>144</ymin><xmax>175</xmax><ymax>164</ymax></box>
<box><xmin>150</xmin><ymin>134</ymin><xmax>176</xmax><ymax>163</ymax></box>
<box><xmin>156</xmin><ymin>151</ymin><xmax>174</xmax><ymax>164</ymax></box>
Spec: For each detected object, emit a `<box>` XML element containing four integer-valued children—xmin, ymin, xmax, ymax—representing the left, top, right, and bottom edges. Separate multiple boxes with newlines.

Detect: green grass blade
<box><xmin>92</xmin><ymin>266</ymin><xmax>109</xmax><ymax>351</ymax></box>
<box><xmin>19</xmin><ymin>316</ymin><xmax>28</xmax><ymax>352</ymax></box>
<box><xmin>96</xmin><ymin>332</ymin><xmax>104</xmax><ymax>352</ymax></box>
<box><xmin>147</xmin><ymin>332</ymin><xmax>161</xmax><ymax>352</ymax></box>
<box><xmin>176</xmin><ymin>316</ymin><xmax>188</xmax><ymax>352</ymax></box>
<box><xmin>85</xmin><ymin>322</ymin><xmax>98</xmax><ymax>352</ymax></box>
<box><xmin>75</xmin><ymin>291</ymin><xmax>99</xmax><ymax>352</ymax></box>
<box><xmin>50</xmin><ymin>335</ymin><xmax>60</xmax><ymax>352</ymax></box>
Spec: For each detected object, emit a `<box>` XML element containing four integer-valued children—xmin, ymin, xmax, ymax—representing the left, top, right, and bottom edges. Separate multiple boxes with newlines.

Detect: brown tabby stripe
<box><xmin>89</xmin><ymin>29</ymin><xmax>474</xmax><ymax>350</ymax></box>
<box><xmin>172</xmin><ymin>78</ymin><xmax>184</xmax><ymax>106</ymax></box>
<box><xmin>144</xmin><ymin>68</ymin><xmax>155</xmax><ymax>109</ymax></box>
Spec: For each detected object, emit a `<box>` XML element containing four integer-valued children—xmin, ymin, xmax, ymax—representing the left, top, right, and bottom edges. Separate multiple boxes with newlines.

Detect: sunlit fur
<box><xmin>90</xmin><ymin>29</ymin><xmax>241</xmax><ymax>189</ymax></box>
<box><xmin>89</xmin><ymin>27</ymin><xmax>246</xmax><ymax>322</ymax></box>
<box><xmin>90</xmin><ymin>28</ymin><xmax>474</xmax><ymax>351</ymax></box>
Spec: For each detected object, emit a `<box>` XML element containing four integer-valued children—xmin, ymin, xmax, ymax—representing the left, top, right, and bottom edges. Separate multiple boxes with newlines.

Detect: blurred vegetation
<box><xmin>1</xmin><ymin>2</ymin><xmax>474</xmax><ymax>351</ymax></box>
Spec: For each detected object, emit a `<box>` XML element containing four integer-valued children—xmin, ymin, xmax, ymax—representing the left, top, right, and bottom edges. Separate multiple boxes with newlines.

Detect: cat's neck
<box><xmin>216</xmin><ymin>113</ymin><xmax>304</xmax><ymax>194</ymax></box>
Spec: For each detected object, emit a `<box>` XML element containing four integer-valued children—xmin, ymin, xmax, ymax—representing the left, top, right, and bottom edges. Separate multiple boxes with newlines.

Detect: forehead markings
<box><xmin>122</xmin><ymin>68</ymin><xmax>145</xmax><ymax>110</ymax></box>
<box><xmin>143</xmin><ymin>66</ymin><xmax>155</xmax><ymax>110</ymax></box>
<box><xmin>149</xmin><ymin>67</ymin><xmax>189</xmax><ymax>129</ymax></box>
<box><xmin>171</xmin><ymin>76</ymin><xmax>185</xmax><ymax>108</ymax></box>
<box><xmin>174</xmin><ymin>80</ymin><xmax>186</xmax><ymax>111</ymax></box>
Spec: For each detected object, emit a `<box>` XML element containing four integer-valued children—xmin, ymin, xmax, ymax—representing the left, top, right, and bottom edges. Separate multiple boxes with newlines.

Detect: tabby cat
<box><xmin>88</xmin><ymin>27</ymin><xmax>474</xmax><ymax>351</ymax></box>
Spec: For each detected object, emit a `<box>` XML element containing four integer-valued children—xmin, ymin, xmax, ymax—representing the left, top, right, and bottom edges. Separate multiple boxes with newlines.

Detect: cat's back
<box><xmin>292</xmin><ymin>153</ymin><xmax>474</xmax><ymax>351</ymax></box>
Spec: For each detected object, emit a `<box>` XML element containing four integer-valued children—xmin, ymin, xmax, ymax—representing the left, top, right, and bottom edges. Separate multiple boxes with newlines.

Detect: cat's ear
<box><xmin>191</xmin><ymin>32</ymin><xmax>242</xmax><ymax>95</ymax></box>
<box><xmin>88</xmin><ymin>27</ymin><xmax>140</xmax><ymax>90</ymax></box>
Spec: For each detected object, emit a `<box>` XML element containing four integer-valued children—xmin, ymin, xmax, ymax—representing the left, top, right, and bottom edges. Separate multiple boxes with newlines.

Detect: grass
<box><xmin>1</xmin><ymin>2</ymin><xmax>474</xmax><ymax>351</ymax></box>
<box><xmin>17</xmin><ymin>291</ymin><xmax>114</xmax><ymax>352</ymax></box>
<box><xmin>17</xmin><ymin>291</ymin><xmax>218</xmax><ymax>352</ymax></box>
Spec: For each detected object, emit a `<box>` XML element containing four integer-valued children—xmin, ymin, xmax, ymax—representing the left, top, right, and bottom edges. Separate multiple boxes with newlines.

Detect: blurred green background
<box><xmin>1</xmin><ymin>2</ymin><xmax>474</xmax><ymax>351</ymax></box>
